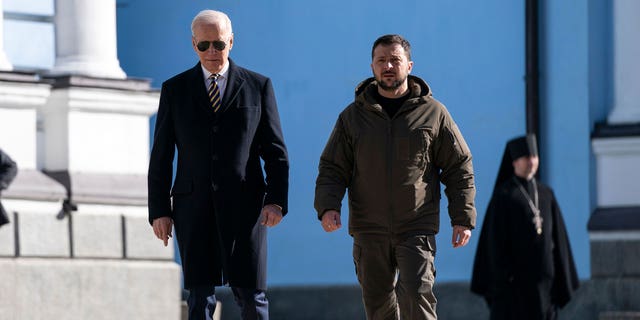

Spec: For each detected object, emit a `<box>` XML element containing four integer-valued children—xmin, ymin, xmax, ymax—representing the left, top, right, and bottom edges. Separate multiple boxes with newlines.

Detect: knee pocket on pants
<box><xmin>398</xmin><ymin>275</ymin><xmax>434</xmax><ymax>295</ymax></box>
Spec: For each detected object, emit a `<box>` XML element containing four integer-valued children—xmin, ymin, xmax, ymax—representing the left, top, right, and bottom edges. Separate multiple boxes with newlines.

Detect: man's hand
<box><xmin>261</xmin><ymin>204</ymin><xmax>283</xmax><ymax>227</ymax></box>
<box><xmin>452</xmin><ymin>225</ymin><xmax>471</xmax><ymax>248</ymax></box>
<box><xmin>320</xmin><ymin>210</ymin><xmax>342</xmax><ymax>232</ymax></box>
<box><xmin>152</xmin><ymin>217</ymin><xmax>173</xmax><ymax>247</ymax></box>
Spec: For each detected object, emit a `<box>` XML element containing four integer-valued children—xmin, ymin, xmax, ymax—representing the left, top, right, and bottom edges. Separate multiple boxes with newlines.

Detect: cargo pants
<box><xmin>353</xmin><ymin>234</ymin><xmax>437</xmax><ymax>320</ymax></box>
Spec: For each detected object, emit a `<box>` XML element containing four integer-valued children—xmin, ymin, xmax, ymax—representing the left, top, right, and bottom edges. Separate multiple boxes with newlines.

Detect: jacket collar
<box><xmin>354</xmin><ymin>75</ymin><xmax>432</xmax><ymax>113</ymax></box>
<box><xmin>355</xmin><ymin>75</ymin><xmax>432</xmax><ymax>100</ymax></box>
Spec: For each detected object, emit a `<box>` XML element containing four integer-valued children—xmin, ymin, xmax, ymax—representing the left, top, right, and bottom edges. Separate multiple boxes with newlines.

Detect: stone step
<box><xmin>600</xmin><ymin>312</ymin><xmax>640</xmax><ymax>320</ymax></box>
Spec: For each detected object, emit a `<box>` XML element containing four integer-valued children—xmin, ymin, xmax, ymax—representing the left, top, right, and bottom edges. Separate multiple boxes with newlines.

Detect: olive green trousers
<box><xmin>353</xmin><ymin>234</ymin><xmax>438</xmax><ymax>320</ymax></box>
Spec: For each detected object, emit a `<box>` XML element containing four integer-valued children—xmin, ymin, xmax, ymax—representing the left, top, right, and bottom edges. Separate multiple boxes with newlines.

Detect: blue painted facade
<box><xmin>114</xmin><ymin>0</ymin><xmax>608</xmax><ymax>285</ymax></box>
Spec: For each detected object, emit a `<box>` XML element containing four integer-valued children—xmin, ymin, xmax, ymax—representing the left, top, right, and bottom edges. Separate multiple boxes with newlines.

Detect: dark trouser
<box><xmin>187</xmin><ymin>285</ymin><xmax>269</xmax><ymax>320</ymax></box>
<box><xmin>353</xmin><ymin>234</ymin><xmax>437</xmax><ymax>320</ymax></box>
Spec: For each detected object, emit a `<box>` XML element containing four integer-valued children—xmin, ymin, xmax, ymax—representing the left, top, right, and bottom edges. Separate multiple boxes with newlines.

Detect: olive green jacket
<box><xmin>315</xmin><ymin>75</ymin><xmax>476</xmax><ymax>236</ymax></box>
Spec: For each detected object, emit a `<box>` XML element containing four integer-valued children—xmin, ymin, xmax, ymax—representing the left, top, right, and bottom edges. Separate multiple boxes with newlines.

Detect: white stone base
<box><xmin>592</xmin><ymin>136</ymin><xmax>640</xmax><ymax>207</ymax></box>
<box><xmin>0</xmin><ymin>52</ymin><xmax>13</xmax><ymax>71</ymax></box>
<box><xmin>0</xmin><ymin>258</ymin><xmax>181</xmax><ymax>320</ymax></box>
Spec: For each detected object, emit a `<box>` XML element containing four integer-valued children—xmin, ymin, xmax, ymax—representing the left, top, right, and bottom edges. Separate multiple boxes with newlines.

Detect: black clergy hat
<box><xmin>492</xmin><ymin>134</ymin><xmax>538</xmax><ymax>193</ymax></box>
<box><xmin>507</xmin><ymin>134</ymin><xmax>538</xmax><ymax>160</ymax></box>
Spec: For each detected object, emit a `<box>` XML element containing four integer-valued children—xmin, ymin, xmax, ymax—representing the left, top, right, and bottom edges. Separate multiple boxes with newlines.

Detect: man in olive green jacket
<box><xmin>315</xmin><ymin>34</ymin><xmax>476</xmax><ymax>320</ymax></box>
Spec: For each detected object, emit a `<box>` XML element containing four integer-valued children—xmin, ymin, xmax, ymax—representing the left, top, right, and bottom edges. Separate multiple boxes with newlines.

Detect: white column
<box><xmin>608</xmin><ymin>0</ymin><xmax>640</xmax><ymax>124</ymax></box>
<box><xmin>0</xmin><ymin>0</ymin><xmax>14</xmax><ymax>71</ymax></box>
<box><xmin>51</xmin><ymin>0</ymin><xmax>126</xmax><ymax>79</ymax></box>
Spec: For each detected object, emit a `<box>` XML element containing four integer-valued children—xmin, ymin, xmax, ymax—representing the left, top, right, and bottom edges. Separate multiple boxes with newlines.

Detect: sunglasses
<box><xmin>196</xmin><ymin>40</ymin><xmax>226</xmax><ymax>52</ymax></box>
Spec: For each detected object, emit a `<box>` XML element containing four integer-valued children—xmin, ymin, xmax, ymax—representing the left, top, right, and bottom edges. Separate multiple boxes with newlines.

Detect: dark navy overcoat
<box><xmin>148</xmin><ymin>59</ymin><xmax>289</xmax><ymax>290</ymax></box>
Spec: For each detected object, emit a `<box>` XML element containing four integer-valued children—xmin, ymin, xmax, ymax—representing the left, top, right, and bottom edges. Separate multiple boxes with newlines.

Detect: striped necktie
<box><xmin>208</xmin><ymin>74</ymin><xmax>221</xmax><ymax>112</ymax></box>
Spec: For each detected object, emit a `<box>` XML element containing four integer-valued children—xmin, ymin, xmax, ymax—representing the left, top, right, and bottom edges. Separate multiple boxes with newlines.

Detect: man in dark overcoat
<box><xmin>0</xmin><ymin>148</ymin><xmax>18</xmax><ymax>227</ymax></box>
<box><xmin>147</xmin><ymin>9</ymin><xmax>289</xmax><ymax>320</ymax></box>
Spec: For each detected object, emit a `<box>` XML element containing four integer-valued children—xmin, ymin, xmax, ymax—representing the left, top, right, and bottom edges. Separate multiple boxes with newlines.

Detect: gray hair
<box><xmin>191</xmin><ymin>10</ymin><xmax>233</xmax><ymax>38</ymax></box>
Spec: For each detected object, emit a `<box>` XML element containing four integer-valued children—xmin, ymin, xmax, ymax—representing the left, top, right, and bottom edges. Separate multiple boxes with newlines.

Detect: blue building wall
<box><xmin>116</xmin><ymin>0</ymin><xmax>601</xmax><ymax>285</ymax></box>
<box><xmin>538</xmin><ymin>0</ymin><xmax>611</xmax><ymax>281</ymax></box>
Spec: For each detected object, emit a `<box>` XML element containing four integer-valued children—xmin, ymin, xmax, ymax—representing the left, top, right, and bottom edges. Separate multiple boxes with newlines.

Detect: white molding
<box><xmin>590</xmin><ymin>231</ymin><xmax>640</xmax><ymax>241</ymax></box>
<box><xmin>41</xmin><ymin>87</ymin><xmax>158</xmax><ymax>116</ymax></box>
<box><xmin>592</xmin><ymin>136</ymin><xmax>640</xmax><ymax>155</ymax></box>
<box><xmin>0</xmin><ymin>81</ymin><xmax>50</xmax><ymax>109</ymax></box>
<box><xmin>2</xmin><ymin>198</ymin><xmax>63</xmax><ymax>214</ymax></box>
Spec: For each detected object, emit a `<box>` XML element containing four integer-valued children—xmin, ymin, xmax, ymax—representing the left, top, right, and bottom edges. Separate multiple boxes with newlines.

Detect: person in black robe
<box><xmin>470</xmin><ymin>134</ymin><xmax>579</xmax><ymax>320</ymax></box>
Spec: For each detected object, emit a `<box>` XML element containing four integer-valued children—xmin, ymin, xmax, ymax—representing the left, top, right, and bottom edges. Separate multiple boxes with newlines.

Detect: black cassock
<box><xmin>471</xmin><ymin>177</ymin><xmax>579</xmax><ymax>320</ymax></box>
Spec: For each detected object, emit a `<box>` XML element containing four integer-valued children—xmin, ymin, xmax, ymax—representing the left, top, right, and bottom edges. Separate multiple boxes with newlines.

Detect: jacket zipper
<box><xmin>387</xmin><ymin>117</ymin><xmax>394</xmax><ymax>236</ymax></box>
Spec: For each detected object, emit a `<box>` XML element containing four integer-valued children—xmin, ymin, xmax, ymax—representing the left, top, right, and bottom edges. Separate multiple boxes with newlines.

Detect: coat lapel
<box><xmin>218</xmin><ymin>59</ymin><xmax>245</xmax><ymax>114</ymax></box>
<box><xmin>190</xmin><ymin>63</ymin><xmax>216</xmax><ymax>119</ymax></box>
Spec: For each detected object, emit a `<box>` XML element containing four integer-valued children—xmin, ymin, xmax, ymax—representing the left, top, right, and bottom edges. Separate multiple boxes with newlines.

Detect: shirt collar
<box><xmin>201</xmin><ymin>61</ymin><xmax>230</xmax><ymax>80</ymax></box>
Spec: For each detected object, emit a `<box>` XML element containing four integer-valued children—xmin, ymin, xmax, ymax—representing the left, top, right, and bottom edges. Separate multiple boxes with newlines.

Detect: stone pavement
<box><xmin>179</xmin><ymin>280</ymin><xmax>640</xmax><ymax>320</ymax></box>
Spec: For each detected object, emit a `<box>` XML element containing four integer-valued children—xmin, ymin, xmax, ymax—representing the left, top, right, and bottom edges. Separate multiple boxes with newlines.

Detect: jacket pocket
<box><xmin>444</xmin><ymin>124</ymin><xmax>470</xmax><ymax>158</ymax></box>
<box><xmin>411</xmin><ymin>126</ymin><xmax>432</xmax><ymax>170</ymax></box>
<box><xmin>238</xmin><ymin>105</ymin><xmax>259</xmax><ymax>109</ymax></box>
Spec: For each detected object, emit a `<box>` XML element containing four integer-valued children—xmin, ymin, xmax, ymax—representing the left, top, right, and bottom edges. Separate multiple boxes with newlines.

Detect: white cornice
<box><xmin>42</xmin><ymin>87</ymin><xmax>158</xmax><ymax>116</ymax></box>
<box><xmin>0</xmin><ymin>81</ymin><xmax>50</xmax><ymax>108</ymax></box>
<box><xmin>590</xmin><ymin>231</ymin><xmax>640</xmax><ymax>241</ymax></box>
<box><xmin>592</xmin><ymin>136</ymin><xmax>640</xmax><ymax>155</ymax></box>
